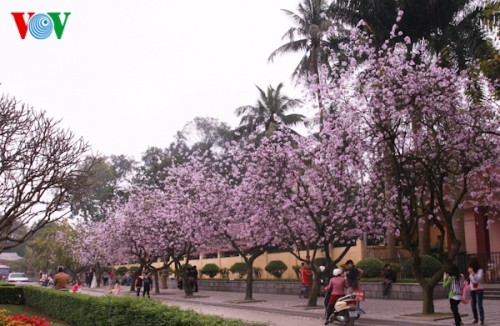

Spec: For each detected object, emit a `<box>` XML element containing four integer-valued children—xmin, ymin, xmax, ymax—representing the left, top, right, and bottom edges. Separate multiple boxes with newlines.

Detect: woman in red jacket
<box><xmin>323</xmin><ymin>268</ymin><xmax>349</xmax><ymax>325</ymax></box>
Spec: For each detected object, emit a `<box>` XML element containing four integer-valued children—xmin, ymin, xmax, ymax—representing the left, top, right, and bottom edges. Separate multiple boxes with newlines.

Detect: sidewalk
<box><xmin>80</xmin><ymin>286</ymin><xmax>500</xmax><ymax>326</ymax></box>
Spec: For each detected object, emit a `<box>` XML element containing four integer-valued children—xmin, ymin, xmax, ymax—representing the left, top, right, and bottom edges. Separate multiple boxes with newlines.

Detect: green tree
<box><xmin>235</xmin><ymin>83</ymin><xmax>306</xmax><ymax>137</ymax></box>
<box><xmin>178</xmin><ymin>117</ymin><xmax>235</xmax><ymax>155</ymax></box>
<box><xmin>23</xmin><ymin>221</ymin><xmax>83</xmax><ymax>279</ymax></box>
<box><xmin>134</xmin><ymin>146</ymin><xmax>175</xmax><ymax>187</ymax></box>
<box><xmin>327</xmin><ymin>0</ymin><xmax>499</xmax><ymax>71</ymax></box>
<box><xmin>70</xmin><ymin>155</ymin><xmax>134</xmax><ymax>222</ymax></box>
<box><xmin>134</xmin><ymin>117</ymin><xmax>234</xmax><ymax>186</ymax></box>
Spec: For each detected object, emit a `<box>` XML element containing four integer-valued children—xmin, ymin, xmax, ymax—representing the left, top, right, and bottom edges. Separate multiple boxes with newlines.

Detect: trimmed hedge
<box><xmin>401</xmin><ymin>255</ymin><xmax>442</xmax><ymax>278</ymax></box>
<box><xmin>0</xmin><ymin>283</ymin><xmax>16</xmax><ymax>287</ymax></box>
<box><xmin>356</xmin><ymin>258</ymin><xmax>385</xmax><ymax>278</ymax></box>
<box><xmin>230</xmin><ymin>263</ymin><xmax>247</xmax><ymax>279</ymax></box>
<box><xmin>200</xmin><ymin>264</ymin><xmax>220</xmax><ymax>278</ymax></box>
<box><xmin>0</xmin><ymin>285</ymin><xmax>23</xmax><ymax>304</ymax></box>
<box><xmin>22</xmin><ymin>286</ymin><xmax>265</xmax><ymax>326</ymax></box>
<box><xmin>265</xmin><ymin>261</ymin><xmax>288</xmax><ymax>279</ymax></box>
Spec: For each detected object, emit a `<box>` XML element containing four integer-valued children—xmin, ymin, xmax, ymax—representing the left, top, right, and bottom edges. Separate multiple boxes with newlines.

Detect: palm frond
<box><xmin>268</xmin><ymin>39</ymin><xmax>309</xmax><ymax>63</ymax></box>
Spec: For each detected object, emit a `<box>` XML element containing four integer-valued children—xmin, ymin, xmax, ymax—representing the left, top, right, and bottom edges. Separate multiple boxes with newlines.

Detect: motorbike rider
<box><xmin>323</xmin><ymin>268</ymin><xmax>349</xmax><ymax>325</ymax></box>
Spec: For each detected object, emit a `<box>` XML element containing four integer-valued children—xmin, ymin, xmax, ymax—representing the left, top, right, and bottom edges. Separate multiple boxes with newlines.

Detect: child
<box><xmin>71</xmin><ymin>282</ymin><xmax>81</xmax><ymax>293</ymax></box>
<box><xmin>109</xmin><ymin>280</ymin><xmax>121</xmax><ymax>295</ymax></box>
<box><xmin>443</xmin><ymin>264</ymin><xmax>464</xmax><ymax>326</ymax></box>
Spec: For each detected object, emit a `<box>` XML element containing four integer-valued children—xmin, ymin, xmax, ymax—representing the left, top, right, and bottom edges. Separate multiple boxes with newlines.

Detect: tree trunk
<box><xmin>307</xmin><ymin>270</ymin><xmax>319</xmax><ymax>307</ymax></box>
<box><xmin>453</xmin><ymin>209</ymin><xmax>466</xmax><ymax>253</ymax></box>
<box><xmin>245</xmin><ymin>262</ymin><xmax>254</xmax><ymax>301</ymax></box>
<box><xmin>419</xmin><ymin>219</ymin><xmax>430</xmax><ymax>255</ymax></box>
<box><xmin>182</xmin><ymin>274</ymin><xmax>193</xmax><ymax>297</ymax></box>
<box><xmin>153</xmin><ymin>269</ymin><xmax>160</xmax><ymax>294</ymax></box>
<box><xmin>387</xmin><ymin>233</ymin><xmax>396</xmax><ymax>259</ymax></box>
<box><xmin>421</xmin><ymin>285</ymin><xmax>436</xmax><ymax>314</ymax></box>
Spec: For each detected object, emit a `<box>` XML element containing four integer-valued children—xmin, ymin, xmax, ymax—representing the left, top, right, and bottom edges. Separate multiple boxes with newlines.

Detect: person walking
<box><xmin>85</xmin><ymin>270</ymin><xmax>92</xmax><ymax>288</ymax></box>
<box><xmin>323</xmin><ymin>268</ymin><xmax>349</xmax><ymax>325</ymax></box>
<box><xmin>142</xmin><ymin>270</ymin><xmax>152</xmax><ymax>298</ymax></box>
<box><xmin>443</xmin><ymin>264</ymin><xmax>464</xmax><ymax>326</ymax></box>
<box><xmin>382</xmin><ymin>263</ymin><xmax>397</xmax><ymax>297</ymax></box>
<box><xmin>468</xmin><ymin>258</ymin><xmax>485</xmax><ymax>325</ymax></box>
<box><xmin>135</xmin><ymin>272</ymin><xmax>143</xmax><ymax>297</ymax></box>
<box><xmin>299</xmin><ymin>262</ymin><xmax>310</xmax><ymax>298</ymax></box>
<box><xmin>187</xmin><ymin>267</ymin><xmax>196</xmax><ymax>292</ymax></box>
<box><xmin>102</xmin><ymin>270</ymin><xmax>109</xmax><ymax>287</ymax></box>
<box><xmin>192</xmin><ymin>266</ymin><xmax>199</xmax><ymax>292</ymax></box>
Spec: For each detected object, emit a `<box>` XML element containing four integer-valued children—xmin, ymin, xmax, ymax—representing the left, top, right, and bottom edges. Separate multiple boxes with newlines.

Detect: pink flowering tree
<box><xmin>73</xmin><ymin>186</ymin><xmax>204</xmax><ymax>296</ymax></box>
<box><xmin>165</xmin><ymin>150</ymin><xmax>287</xmax><ymax>301</ymax></box>
<box><xmin>72</xmin><ymin>220</ymin><xmax>115</xmax><ymax>287</ymax></box>
<box><xmin>238</xmin><ymin>127</ymin><xmax>381</xmax><ymax>307</ymax></box>
<box><xmin>101</xmin><ymin>189</ymin><xmax>173</xmax><ymax>294</ymax></box>
<box><xmin>313</xmin><ymin>17</ymin><xmax>499</xmax><ymax>313</ymax></box>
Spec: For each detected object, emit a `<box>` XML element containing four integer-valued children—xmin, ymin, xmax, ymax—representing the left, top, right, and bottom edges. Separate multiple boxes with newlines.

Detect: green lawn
<box><xmin>0</xmin><ymin>304</ymin><xmax>71</xmax><ymax>326</ymax></box>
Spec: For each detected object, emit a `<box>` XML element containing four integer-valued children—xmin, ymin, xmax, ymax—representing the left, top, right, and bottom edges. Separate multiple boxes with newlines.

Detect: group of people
<box><xmin>134</xmin><ymin>269</ymin><xmax>153</xmax><ymax>298</ymax></box>
<box><xmin>322</xmin><ymin>260</ymin><xmax>362</xmax><ymax>325</ymax></box>
<box><xmin>299</xmin><ymin>259</ymin><xmax>362</xmax><ymax>300</ymax></box>
<box><xmin>175</xmin><ymin>266</ymin><xmax>199</xmax><ymax>293</ymax></box>
<box><xmin>443</xmin><ymin>257</ymin><xmax>485</xmax><ymax>326</ymax></box>
<box><xmin>39</xmin><ymin>270</ymin><xmax>54</xmax><ymax>287</ymax></box>
<box><xmin>300</xmin><ymin>257</ymin><xmax>487</xmax><ymax>326</ymax></box>
<box><xmin>84</xmin><ymin>269</ymin><xmax>98</xmax><ymax>288</ymax></box>
<box><xmin>40</xmin><ymin>267</ymin><xmax>71</xmax><ymax>290</ymax></box>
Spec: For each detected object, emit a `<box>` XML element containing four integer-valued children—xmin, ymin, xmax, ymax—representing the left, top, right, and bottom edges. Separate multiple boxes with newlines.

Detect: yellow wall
<box><xmin>124</xmin><ymin>243</ymin><xmax>366</xmax><ymax>280</ymax></box>
<box><xmin>177</xmin><ymin>244</ymin><xmax>364</xmax><ymax>280</ymax></box>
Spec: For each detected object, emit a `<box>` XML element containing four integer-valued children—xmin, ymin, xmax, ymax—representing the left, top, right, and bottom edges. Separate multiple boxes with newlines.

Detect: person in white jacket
<box><xmin>468</xmin><ymin>257</ymin><xmax>485</xmax><ymax>325</ymax></box>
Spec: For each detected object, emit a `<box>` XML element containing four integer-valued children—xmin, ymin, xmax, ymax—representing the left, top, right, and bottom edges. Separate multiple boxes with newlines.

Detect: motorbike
<box><xmin>326</xmin><ymin>293</ymin><xmax>362</xmax><ymax>325</ymax></box>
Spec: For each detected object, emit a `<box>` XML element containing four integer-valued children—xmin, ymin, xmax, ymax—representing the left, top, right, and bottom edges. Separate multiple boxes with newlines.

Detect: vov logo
<box><xmin>11</xmin><ymin>12</ymin><xmax>71</xmax><ymax>40</ymax></box>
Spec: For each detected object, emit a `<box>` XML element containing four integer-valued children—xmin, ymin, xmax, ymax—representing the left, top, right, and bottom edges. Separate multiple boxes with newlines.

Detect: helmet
<box><xmin>333</xmin><ymin>268</ymin><xmax>342</xmax><ymax>276</ymax></box>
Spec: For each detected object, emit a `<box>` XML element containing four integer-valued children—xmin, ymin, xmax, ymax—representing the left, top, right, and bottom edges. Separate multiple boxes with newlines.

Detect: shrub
<box><xmin>181</xmin><ymin>264</ymin><xmax>193</xmax><ymax>273</ymax></box>
<box><xmin>115</xmin><ymin>266</ymin><xmax>128</xmax><ymax>275</ymax></box>
<box><xmin>219</xmin><ymin>268</ymin><xmax>230</xmax><ymax>279</ymax></box>
<box><xmin>0</xmin><ymin>285</ymin><xmax>24</xmax><ymax>305</ymax></box>
<box><xmin>401</xmin><ymin>255</ymin><xmax>442</xmax><ymax>278</ymax></box>
<box><xmin>200</xmin><ymin>264</ymin><xmax>220</xmax><ymax>278</ymax></box>
<box><xmin>21</xmin><ymin>286</ymin><xmax>266</xmax><ymax>326</ymax></box>
<box><xmin>128</xmin><ymin>266</ymin><xmax>140</xmax><ymax>274</ymax></box>
<box><xmin>253</xmin><ymin>267</ymin><xmax>263</xmax><ymax>279</ymax></box>
<box><xmin>229</xmin><ymin>262</ymin><xmax>247</xmax><ymax>279</ymax></box>
<box><xmin>356</xmin><ymin>258</ymin><xmax>385</xmax><ymax>278</ymax></box>
<box><xmin>265</xmin><ymin>260</ymin><xmax>288</xmax><ymax>279</ymax></box>
<box><xmin>292</xmin><ymin>265</ymin><xmax>301</xmax><ymax>278</ymax></box>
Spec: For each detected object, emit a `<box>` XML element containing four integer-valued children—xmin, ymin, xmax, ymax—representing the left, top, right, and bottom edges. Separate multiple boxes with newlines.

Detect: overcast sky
<box><xmin>0</xmin><ymin>0</ymin><xmax>314</xmax><ymax>160</ymax></box>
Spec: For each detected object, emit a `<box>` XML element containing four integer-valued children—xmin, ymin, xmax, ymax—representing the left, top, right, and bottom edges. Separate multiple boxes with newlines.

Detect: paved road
<box><xmin>77</xmin><ymin>286</ymin><xmax>500</xmax><ymax>326</ymax></box>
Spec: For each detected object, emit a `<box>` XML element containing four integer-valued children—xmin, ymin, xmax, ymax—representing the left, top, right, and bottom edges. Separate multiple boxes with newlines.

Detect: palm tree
<box><xmin>327</xmin><ymin>0</ymin><xmax>498</xmax><ymax>71</ymax></box>
<box><xmin>234</xmin><ymin>83</ymin><xmax>306</xmax><ymax>137</ymax></box>
<box><xmin>268</xmin><ymin>0</ymin><xmax>333</xmax><ymax>83</ymax></box>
